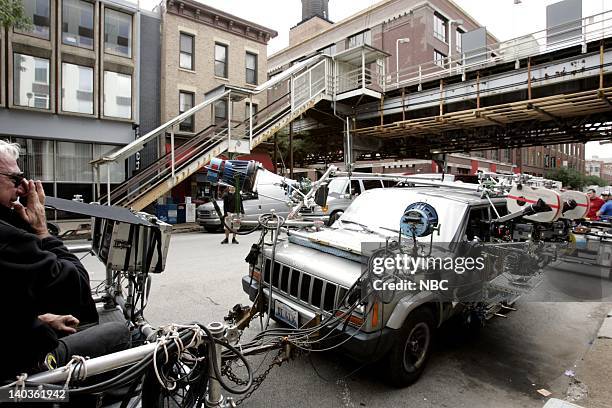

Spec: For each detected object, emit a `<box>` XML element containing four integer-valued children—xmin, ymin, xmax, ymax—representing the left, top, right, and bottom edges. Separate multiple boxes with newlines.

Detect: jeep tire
<box><xmin>386</xmin><ymin>307</ymin><xmax>435</xmax><ymax>387</ymax></box>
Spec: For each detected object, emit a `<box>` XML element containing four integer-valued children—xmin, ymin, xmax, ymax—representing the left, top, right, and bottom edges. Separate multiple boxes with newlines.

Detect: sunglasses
<box><xmin>0</xmin><ymin>172</ymin><xmax>25</xmax><ymax>188</ymax></box>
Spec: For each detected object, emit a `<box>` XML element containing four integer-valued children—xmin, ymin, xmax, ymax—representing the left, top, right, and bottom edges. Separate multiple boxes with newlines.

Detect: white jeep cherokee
<box><xmin>242</xmin><ymin>185</ymin><xmax>544</xmax><ymax>386</ymax></box>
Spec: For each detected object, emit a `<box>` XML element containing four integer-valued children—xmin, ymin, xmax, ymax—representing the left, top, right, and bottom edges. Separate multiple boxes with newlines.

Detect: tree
<box><xmin>584</xmin><ymin>175</ymin><xmax>608</xmax><ymax>187</ymax></box>
<box><xmin>545</xmin><ymin>168</ymin><xmax>607</xmax><ymax>190</ymax></box>
<box><xmin>0</xmin><ymin>0</ymin><xmax>31</xmax><ymax>31</ymax></box>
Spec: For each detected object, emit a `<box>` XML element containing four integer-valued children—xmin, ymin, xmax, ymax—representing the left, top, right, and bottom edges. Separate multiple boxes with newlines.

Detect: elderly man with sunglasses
<box><xmin>0</xmin><ymin>140</ymin><xmax>129</xmax><ymax>382</ymax></box>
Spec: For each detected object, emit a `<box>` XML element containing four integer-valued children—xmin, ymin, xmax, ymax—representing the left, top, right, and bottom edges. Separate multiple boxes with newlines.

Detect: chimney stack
<box><xmin>301</xmin><ymin>0</ymin><xmax>329</xmax><ymax>23</ymax></box>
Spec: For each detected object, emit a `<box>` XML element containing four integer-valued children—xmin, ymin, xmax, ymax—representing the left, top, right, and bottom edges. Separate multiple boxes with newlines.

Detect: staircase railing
<box><xmin>93</xmin><ymin>54</ymin><xmax>332</xmax><ymax>208</ymax></box>
<box><xmin>99</xmin><ymin>124</ymin><xmax>220</xmax><ymax>206</ymax></box>
<box><xmin>386</xmin><ymin>10</ymin><xmax>612</xmax><ymax>90</ymax></box>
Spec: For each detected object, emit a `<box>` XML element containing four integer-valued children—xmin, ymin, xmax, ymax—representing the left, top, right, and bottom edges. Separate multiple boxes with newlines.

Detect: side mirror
<box><xmin>315</xmin><ymin>185</ymin><xmax>329</xmax><ymax>207</ymax></box>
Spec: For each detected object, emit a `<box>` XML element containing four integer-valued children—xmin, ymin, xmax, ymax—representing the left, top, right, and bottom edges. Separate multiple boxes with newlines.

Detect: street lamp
<box><xmin>396</xmin><ymin>37</ymin><xmax>410</xmax><ymax>84</ymax></box>
<box><xmin>447</xmin><ymin>19</ymin><xmax>464</xmax><ymax>73</ymax></box>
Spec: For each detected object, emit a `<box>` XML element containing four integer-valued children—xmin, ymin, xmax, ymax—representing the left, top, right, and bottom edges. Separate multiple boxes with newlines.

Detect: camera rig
<box><xmin>4</xmin><ymin>163</ymin><xmax>607</xmax><ymax>407</ymax></box>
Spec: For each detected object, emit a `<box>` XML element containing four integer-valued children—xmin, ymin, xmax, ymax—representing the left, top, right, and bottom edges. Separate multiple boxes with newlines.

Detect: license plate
<box><xmin>274</xmin><ymin>300</ymin><xmax>299</xmax><ymax>328</ymax></box>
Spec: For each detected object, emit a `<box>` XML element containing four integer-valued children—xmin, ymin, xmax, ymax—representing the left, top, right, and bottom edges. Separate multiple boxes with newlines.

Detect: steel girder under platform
<box><xmin>351</xmin><ymin>87</ymin><xmax>612</xmax><ymax>157</ymax></box>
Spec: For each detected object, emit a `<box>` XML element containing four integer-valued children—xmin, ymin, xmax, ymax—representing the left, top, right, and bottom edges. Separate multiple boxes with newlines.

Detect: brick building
<box><xmin>587</xmin><ymin>157</ymin><xmax>612</xmax><ymax>184</ymax></box>
<box><xmin>269</xmin><ymin>0</ymin><xmax>586</xmax><ymax>177</ymax></box>
<box><xmin>158</xmin><ymin>0</ymin><xmax>277</xmax><ymax>201</ymax></box>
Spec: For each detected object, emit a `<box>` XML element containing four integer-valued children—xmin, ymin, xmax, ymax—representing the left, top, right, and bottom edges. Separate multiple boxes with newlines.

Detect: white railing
<box><xmin>336</xmin><ymin>66</ymin><xmax>383</xmax><ymax>94</ymax></box>
<box><xmin>92</xmin><ymin>54</ymin><xmax>334</xmax><ymax>205</ymax></box>
<box><xmin>387</xmin><ymin>10</ymin><xmax>612</xmax><ymax>89</ymax></box>
<box><xmin>291</xmin><ymin>59</ymin><xmax>329</xmax><ymax>110</ymax></box>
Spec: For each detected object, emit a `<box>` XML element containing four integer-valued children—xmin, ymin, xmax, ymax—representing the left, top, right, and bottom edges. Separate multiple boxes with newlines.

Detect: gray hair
<box><xmin>0</xmin><ymin>139</ymin><xmax>20</xmax><ymax>160</ymax></box>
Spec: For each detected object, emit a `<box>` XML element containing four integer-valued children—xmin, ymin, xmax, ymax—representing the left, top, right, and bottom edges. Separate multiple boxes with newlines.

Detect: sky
<box><xmin>138</xmin><ymin>0</ymin><xmax>612</xmax><ymax>159</ymax></box>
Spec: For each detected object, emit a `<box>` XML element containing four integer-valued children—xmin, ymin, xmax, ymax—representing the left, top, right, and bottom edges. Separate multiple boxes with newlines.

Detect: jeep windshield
<box><xmin>336</xmin><ymin>188</ymin><xmax>470</xmax><ymax>242</ymax></box>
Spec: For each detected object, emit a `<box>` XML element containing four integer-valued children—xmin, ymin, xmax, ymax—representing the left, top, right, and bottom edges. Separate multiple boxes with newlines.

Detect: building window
<box><xmin>16</xmin><ymin>139</ymin><xmax>54</xmax><ymax>181</ymax></box>
<box><xmin>56</xmin><ymin>141</ymin><xmax>93</xmax><ymax>182</ymax></box>
<box><xmin>179</xmin><ymin>33</ymin><xmax>194</xmax><ymax>70</ymax></box>
<box><xmin>13</xmin><ymin>53</ymin><xmax>50</xmax><ymax>109</ymax></box>
<box><xmin>17</xmin><ymin>0</ymin><xmax>50</xmax><ymax>39</ymax></box>
<box><xmin>62</xmin><ymin>0</ymin><xmax>94</xmax><ymax>48</ymax></box>
<box><xmin>61</xmin><ymin>63</ymin><xmax>93</xmax><ymax>114</ymax></box>
<box><xmin>434</xmin><ymin>50</ymin><xmax>446</xmax><ymax>68</ymax></box>
<box><xmin>103</xmin><ymin>71</ymin><xmax>131</xmax><ymax>119</ymax></box>
<box><xmin>433</xmin><ymin>13</ymin><xmax>447</xmax><ymax>42</ymax></box>
<box><xmin>104</xmin><ymin>8</ymin><xmax>132</xmax><ymax>57</ymax></box>
<box><xmin>317</xmin><ymin>43</ymin><xmax>336</xmax><ymax>55</ymax></box>
<box><xmin>245</xmin><ymin>52</ymin><xmax>257</xmax><ymax>85</ymax></box>
<box><xmin>456</xmin><ymin>29</ymin><xmax>463</xmax><ymax>53</ymax></box>
<box><xmin>214</xmin><ymin>100</ymin><xmax>227</xmax><ymax>125</ymax></box>
<box><xmin>348</xmin><ymin>30</ymin><xmax>371</xmax><ymax>48</ymax></box>
<box><xmin>179</xmin><ymin>91</ymin><xmax>194</xmax><ymax>132</ymax></box>
<box><xmin>215</xmin><ymin>43</ymin><xmax>228</xmax><ymax>78</ymax></box>
<box><xmin>94</xmin><ymin>144</ymin><xmax>125</xmax><ymax>183</ymax></box>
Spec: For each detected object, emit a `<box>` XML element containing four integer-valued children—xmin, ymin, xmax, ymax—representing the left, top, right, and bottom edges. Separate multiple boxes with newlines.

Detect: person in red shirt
<box><xmin>586</xmin><ymin>189</ymin><xmax>605</xmax><ymax>219</ymax></box>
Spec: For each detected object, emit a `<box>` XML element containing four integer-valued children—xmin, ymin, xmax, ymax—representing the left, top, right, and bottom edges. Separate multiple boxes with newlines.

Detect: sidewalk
<box><xmin>545</xmin><ymin>308</ymin><xmax>612</xmax><ymax>408</ymax></box>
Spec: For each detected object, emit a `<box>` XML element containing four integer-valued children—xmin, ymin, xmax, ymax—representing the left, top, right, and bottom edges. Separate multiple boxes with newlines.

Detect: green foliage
<box><xmin>0</xmin><ymin>0</ymin><xmax>32</xmax><ymax>31</ymax></box>
<box><xmin>546</xmin><ymin>167</ymin><xmax>607</xmax><ymax>190</ymax></box>
<box><xmin>584</xmin><ymin>175</ymin><xmax>609</xmax><ymax>187</ymax></box>
<box><xmin>275</xmin><ymin>130</ymin><xmax>327</xmax><ymax>168</ymax></box>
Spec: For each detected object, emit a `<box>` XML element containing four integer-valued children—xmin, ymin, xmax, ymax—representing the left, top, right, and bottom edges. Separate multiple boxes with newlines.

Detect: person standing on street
<box><xmin>597</xmin><ymin>191</ymin><xmax>612</xmax><ymax>221</ymax></box>
<box><xmin>221</xmin><ymin>186</ymin><xmax>244</xmax><ymax>244</ymax></box>
<box><xmin>586</xmin><ymin>189</ymin><xmax>605</xmax><ymax>220</ymax></box>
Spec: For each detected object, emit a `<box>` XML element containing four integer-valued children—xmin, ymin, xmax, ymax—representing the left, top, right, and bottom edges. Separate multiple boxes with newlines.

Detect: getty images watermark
<box><xmin>360</xmin><ymin>241</ymin><xmax>612</xmax><ymax>303</ymax></box>
<box><xmin>370</xmin><ymin>253</ymin><xmax>486</xmax><ymax>291</ymax></box>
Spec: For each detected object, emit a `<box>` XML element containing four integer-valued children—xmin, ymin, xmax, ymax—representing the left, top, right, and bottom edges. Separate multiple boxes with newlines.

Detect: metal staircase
<box><xmin>93</xmin><ymin>55</ymin><xmax>332</xmax><ymax>211</ymax></box>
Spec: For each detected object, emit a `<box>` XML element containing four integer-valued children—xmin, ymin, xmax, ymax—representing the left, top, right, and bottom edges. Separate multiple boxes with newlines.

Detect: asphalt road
<box><xmin>82</xmin><ymin>231</ymin><xmax>611</xmax><ymax>408</ymax></box>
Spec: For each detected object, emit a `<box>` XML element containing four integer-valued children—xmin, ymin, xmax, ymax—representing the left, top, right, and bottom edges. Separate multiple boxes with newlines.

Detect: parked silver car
<box><xmin>197</xmin><ymin>170</ymin><xmax>295</xmax><ymax>232</ymax></box>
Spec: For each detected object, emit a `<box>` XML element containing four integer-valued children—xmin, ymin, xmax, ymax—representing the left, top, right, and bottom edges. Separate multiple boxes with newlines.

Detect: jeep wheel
<box><xmin>386</xmin><ymin>308</ymin><xmax>435</xmax><ymax>387</ymax></box>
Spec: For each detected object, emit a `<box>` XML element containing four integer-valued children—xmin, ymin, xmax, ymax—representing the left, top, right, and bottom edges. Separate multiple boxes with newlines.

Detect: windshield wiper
<box><xmin>378</xmin><ymin>226</ymin><xmax>400</xmax><ymax>234</ymax></box>
<box><xmin>340</xmin><ymin>219</ymin><xmax>394</xmax><ymax>238</ymax></box>
<box><xmin>340</xmin><ymin>219</ymin><xmax>371</xmax><ymax>230</ymax></box>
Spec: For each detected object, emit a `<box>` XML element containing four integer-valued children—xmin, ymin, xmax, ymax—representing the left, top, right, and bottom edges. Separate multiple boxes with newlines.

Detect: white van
<box><xmin>309</xmin><ymin>175</ymin><xmax>397</xmax><ymax>225</ymax></box>
<box><xmin>196</xmin><ymin>170</ymin><xmax>295</xmax><ymax>232</ymax></box>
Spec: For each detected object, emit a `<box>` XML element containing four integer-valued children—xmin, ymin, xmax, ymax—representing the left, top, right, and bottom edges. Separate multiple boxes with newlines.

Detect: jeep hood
<box><xmin>288</xmin><ymin>228</ymin><xmax>390</xmax><ymax>257</ymax></box>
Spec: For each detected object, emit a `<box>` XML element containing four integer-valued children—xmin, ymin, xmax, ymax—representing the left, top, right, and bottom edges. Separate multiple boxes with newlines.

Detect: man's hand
<box><xmin>13</xmin><ymin>180</ymin><xmax>49</xmax><ymax>238</ymax></box>
<box><xmin>38</xmin><ymin>313</ymin><xmax>79</xmax><ymax>334</ymax></box>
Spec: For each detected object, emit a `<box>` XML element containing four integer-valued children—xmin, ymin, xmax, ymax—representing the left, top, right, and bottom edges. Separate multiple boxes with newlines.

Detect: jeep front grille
<box><xmin>198</xmin><ymin>210</ymin><xmax>212</xmax><ymax>217</ymax></box>
<box><xmin>262</xmin><ymin>258</ymin><xmax>348</xmax><ymax>312</ymax></box>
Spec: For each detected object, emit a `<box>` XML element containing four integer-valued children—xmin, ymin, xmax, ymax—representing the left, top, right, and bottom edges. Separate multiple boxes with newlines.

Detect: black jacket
<box><xmin>222</xmin><ymin>192</ymin><xmax>245</xmax><ymax>215</ymax></box>
<box><xmin>0</xmin><ymin>206</ymin><xmax>97</xmax><ymax>379</ymax></box>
